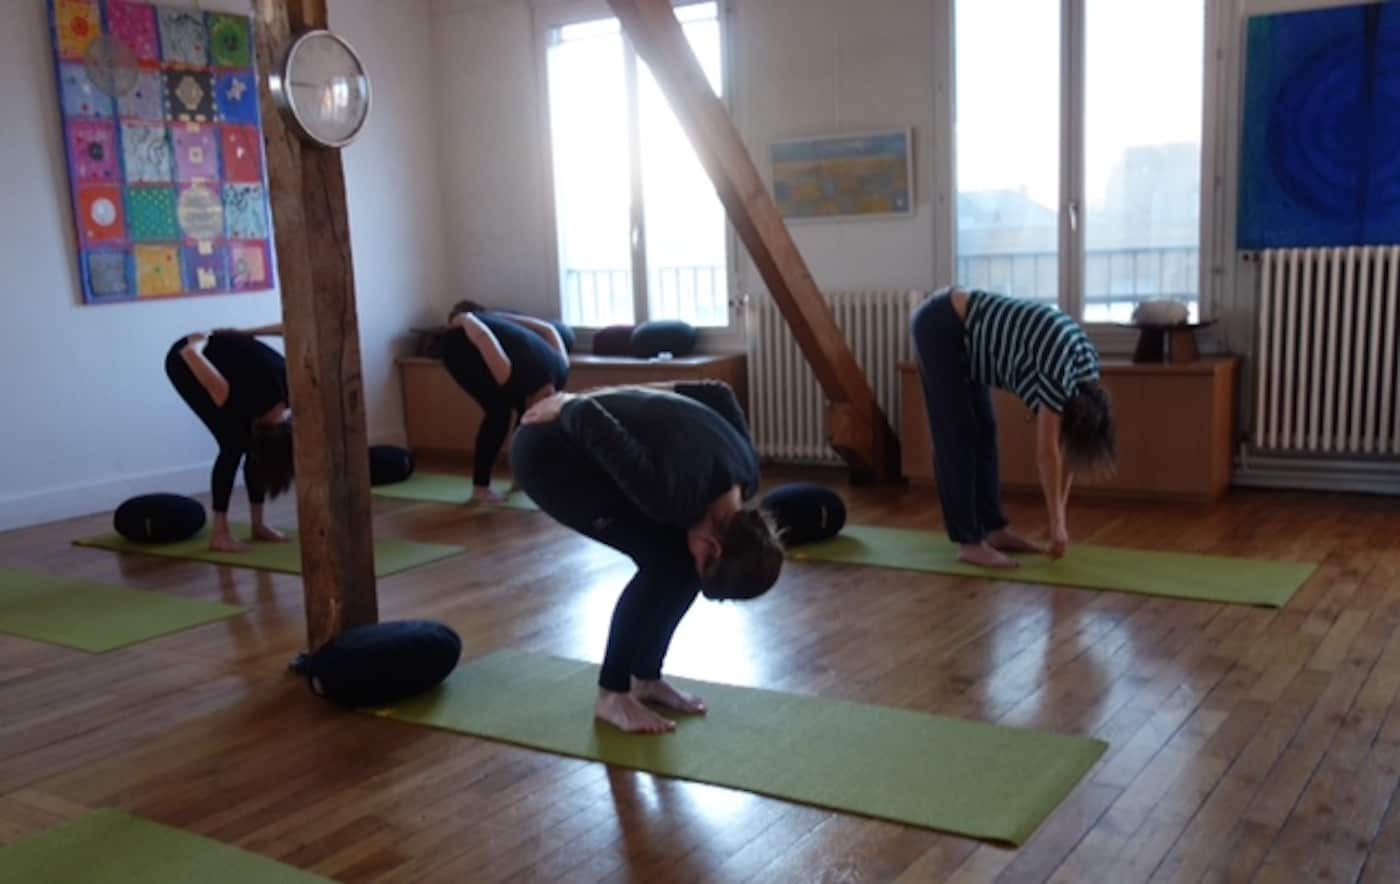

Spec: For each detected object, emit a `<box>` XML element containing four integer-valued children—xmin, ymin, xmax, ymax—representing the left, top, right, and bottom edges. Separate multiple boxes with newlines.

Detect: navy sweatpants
<box><xmin>510</xmin><ymin>420</ymin><xmax>699</xmax><ymax>693</ymax></box>
<box><xmin>910</xmin><ymin>292</ymin><xmax>1008</xmax><ymax>544</ymax></box>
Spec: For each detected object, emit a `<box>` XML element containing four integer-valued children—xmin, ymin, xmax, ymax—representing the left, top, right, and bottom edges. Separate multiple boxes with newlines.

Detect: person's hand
<box><xmin>521</xmin><ymin>392</ymin><xmax>573</xmax><ymax>425</ymax></box>
<box><xmin>1048</xmin><ymin>522</ymin><xmax>1069</xmax><ymax>560</ymax></box>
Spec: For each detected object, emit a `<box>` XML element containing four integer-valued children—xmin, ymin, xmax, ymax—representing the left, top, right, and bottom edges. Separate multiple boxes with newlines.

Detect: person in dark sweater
<box><xmin>442</xmin><ymin>300</ymin><xmax>569</xmax><ymax>503</ymax></box>
<box><xmin>912</xmin><ymin>287</ymin><xmax>1116</xmax><ymax>569</ymax></box>
<box><xmin>511</xmin><ymin>381</ymin><xmax>784</xmax><ymax>734</ymax></box>
<box><xmin>165</xmin><ymin>325</ymin><xmax>294</xmax><ymax>553</ymax></box>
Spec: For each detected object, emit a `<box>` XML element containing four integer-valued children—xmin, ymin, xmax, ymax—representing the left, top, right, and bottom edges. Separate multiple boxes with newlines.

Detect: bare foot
<box><xmin>596</xmin><ymin>691</ymin><xmax>676</xmax><ymax>734</ymax></box>
<box><xmin>986</xmin><ymin>528</ymin><xmax>1044</xmax><ymax>555</ymax></box>
<box><xmin>632</xmin><ymin>678</ymin><xmax>707</xmax><ymax>715</ymax></box>
<box><xmin>251</xmin><ymin>524</ymin><xmax>289</xmax><ymax>543</ymax></box>
<box><xmin>958</xmin><ymin>542</ymin><xmax>1020</xmax><ymax>569</ymax></box>
<box><xmin>472</xmin><ymin>486</ymin><xmax>507</xmax><ymax>505</ymax></box>
<box><xmin>210</xmin><ymin>534</ymin><xmax>251</xmax><ymax>554</ymax></box>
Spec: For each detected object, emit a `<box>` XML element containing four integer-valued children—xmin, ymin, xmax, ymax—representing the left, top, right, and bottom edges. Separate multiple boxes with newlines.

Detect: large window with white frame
<box><xmin>954</xmin><ymin>0</ymin><xmax>1205</xmax><ymax>323</ymax></box>
<box><xmin>544</xmin><ymin>1</ymin><xmax>729</xmax><ymax>329</ymax></box>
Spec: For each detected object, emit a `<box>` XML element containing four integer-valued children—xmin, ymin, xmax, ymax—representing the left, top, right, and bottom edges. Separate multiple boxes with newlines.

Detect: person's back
<box><xmin>441</xmin><ymin>311</ymin><xmax>561</xmax><ymax>406</ymax></box>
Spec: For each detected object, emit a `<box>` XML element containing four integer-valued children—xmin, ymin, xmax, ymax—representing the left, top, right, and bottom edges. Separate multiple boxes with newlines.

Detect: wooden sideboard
<box><xmin>398</xmin><ymin>353</ymin><xmax>748</xmax><ymax>459</ymax></box>
<box><xmin>900</xmin><ymin>357</ymin><xmax>1241</xmax><ymax>502</ymax></box>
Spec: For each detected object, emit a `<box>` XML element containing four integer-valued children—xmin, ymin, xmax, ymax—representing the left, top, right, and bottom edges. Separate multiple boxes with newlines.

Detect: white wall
<box><xmin>427</xmin><ymin>0</ymin><xmax>940</xmax><ymax>324</ymax></box>
<box><xmin>0</xmin><ymin>0</ymin><xmax>448</xmax><ymax>531</ymax></box>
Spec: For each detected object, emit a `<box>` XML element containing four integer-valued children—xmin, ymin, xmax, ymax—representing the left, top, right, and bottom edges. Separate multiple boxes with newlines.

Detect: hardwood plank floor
<box><xmin>2</xmin><ymin>467</ymin><xmax>1398</xmax><ymax>883</ymax></box>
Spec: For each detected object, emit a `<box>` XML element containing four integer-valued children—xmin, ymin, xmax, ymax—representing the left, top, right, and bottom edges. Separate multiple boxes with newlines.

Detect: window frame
<box><xmin>532</xmin><ymin>0</ymin><xmax>739</xmax><ymax>341</ymax></box>
<box><xmin>933</xmin><ymin>0</ymin><xmax>1221</xmax><ymax>356</ymax></box>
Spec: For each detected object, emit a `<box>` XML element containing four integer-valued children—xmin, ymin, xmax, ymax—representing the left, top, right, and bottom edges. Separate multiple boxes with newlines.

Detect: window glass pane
<box><xmin>637</xmin><ymin>2</ymin><xmax>728</xmax><ymax>327</ymax></box>
<box><xmin>955</xmin><ymin>0</ymin><xmax>1059</xmax><ymax>304</ymax></box>
<box><xmin>547</xmin><ymin>21</ymin><xmax>634</xmax><ymax>326</ymax></box>
<box><xmin>1084</xmin><ymin>0</ymin><xmax>1203</xmax><ymax>322</ymax></box>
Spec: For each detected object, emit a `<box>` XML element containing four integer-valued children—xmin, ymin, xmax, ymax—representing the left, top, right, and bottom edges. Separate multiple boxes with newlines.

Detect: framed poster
<box><xmin>48</xmin><ymin>0</ymin><xmax>277</xmax><ymax>304</ymax></box>
<box><xmin>770</xmin><ymin>128</ymin><xmax>914</xmax><ymax>221</ymax></box>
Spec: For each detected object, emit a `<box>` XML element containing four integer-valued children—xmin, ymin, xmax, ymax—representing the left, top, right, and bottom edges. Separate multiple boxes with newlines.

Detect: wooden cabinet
<box><xmin>398</xmin><ymin>353</ymin><xmax>748</xmax><ymax>458</ymax></box>
<box><xmin>900</xmin><ymin>357</ymin><xmax>1240</xmax><ymax>502</ymax></box>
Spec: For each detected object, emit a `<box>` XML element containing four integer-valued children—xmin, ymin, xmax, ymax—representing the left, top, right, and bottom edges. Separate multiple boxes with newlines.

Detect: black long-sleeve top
<box><xmin>557</xmin><ymin>382</ymin><xmax>759</xmax><ymax>529</ymax></box>
<box><xmin>203</xmin><ymin>332</ymin><xmax>287</xmax><ymax>509</ymax></box>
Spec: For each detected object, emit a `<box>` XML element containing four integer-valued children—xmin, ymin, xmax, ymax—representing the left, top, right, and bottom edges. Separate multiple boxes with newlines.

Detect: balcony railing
<box><xmin>563</xmin><ymin>265</ymin><xmax>728</xmax><ymax>328</ymax></box>
<box><xmin>563</xmin><ymin>246</ymin><xmax>1199</xmax><ymax>327</ymax></box>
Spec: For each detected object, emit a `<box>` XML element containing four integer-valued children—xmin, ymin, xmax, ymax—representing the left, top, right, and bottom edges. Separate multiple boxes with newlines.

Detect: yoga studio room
<box><xmin>3</xmin><ymin>0</ymin><xmax>1400</xmax><ymax>880</ymax></box>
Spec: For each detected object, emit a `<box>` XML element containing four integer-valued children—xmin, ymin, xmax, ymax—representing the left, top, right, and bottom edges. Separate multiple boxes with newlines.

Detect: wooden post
<box><xmin>606</xmin><ymin>0</ymin><xmax>901</xmax><ymax>481</ymax></box>
<box><xmin>254</xmin><ymin>0</ymin><xmax>378</xmax><ymax>649</ymax></box>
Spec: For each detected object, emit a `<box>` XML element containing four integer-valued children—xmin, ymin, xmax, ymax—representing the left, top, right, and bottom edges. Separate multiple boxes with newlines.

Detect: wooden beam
<box><xmin>254</xmin><ymin>0</ymin><xmax>378</xmax><ymax>649</ymax></box>
<box><xmin>606</xmin><ymin>0</ymin><xmax>900</xmax><ymax>481</ymax></box>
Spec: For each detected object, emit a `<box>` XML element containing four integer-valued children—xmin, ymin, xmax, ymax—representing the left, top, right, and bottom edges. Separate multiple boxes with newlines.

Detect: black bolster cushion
<box><xmin>292</xmin><ymin>620</ymin><xmax>462</xmax><ymax>708</ymax></box>
<box><xmin>593</xmin><ymin>324</ymin><xmax>636</xmax><ymax>356</ymax></box>
<box><xmin>631</xmin><ymin>320</ymin><xmax>698</xmax><ymax>358</ymax></box>
<box><xmin>761</xmin><ymin>484</ymin><xmax>847</xmax><ymax>546</ymax></box>
<box><xmin>369</xmin><ymin>445</ymin><xmax>416</xmax><ymax>486</ymax></box>
<box><xmin>113</xmin><ymin>493</ymin><xmax>206</xmax><ymax>543</ymax></box>
<box><xmin>550</xmin><ymin>319</ymin><xmax>577</xmax><ymax>353</ymax></box>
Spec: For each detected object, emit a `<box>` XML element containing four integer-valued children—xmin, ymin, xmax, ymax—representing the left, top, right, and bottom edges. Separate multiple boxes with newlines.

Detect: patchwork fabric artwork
<box><xmin>48</xmin><ymin>0</ymin><xmax>276</xmax><ymax>303</ymax></box>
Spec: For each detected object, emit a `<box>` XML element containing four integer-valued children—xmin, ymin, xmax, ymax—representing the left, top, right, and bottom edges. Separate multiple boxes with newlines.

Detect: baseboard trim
<box><xmin>0</xmin><ymin>462</ymin><xmax>214</xmax><ymax>533</ymax></box>
<box><xmin>2</xmin><ymin>424</ymin><xmax>408</xmax><ymax>533</ymax></box>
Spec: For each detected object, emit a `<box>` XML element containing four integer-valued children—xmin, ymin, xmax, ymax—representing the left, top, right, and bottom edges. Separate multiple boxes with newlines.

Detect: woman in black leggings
<box><xmin>165</xmin><ymin>325</ymin><xmax>294</xmax><ymax>552</ymax></box>
<box><xmin>441</xmin><ymin>301</ymin><xmax>569</xmax><ymax>503</ymax></box>
<box><xmin>511</xmin><ymin>381</ymin><xmax>784</xmax><ymax>734</ymax></box>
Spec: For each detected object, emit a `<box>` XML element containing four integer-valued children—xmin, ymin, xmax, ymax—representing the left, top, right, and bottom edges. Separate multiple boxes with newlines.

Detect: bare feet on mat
<box><xmin>632</xmin><ymin>678</ymin><xmax>707</xmax><ymax>715</ymax></box>
<box><xmin>596</xmin><ymin>691</ymin><xmax>676</xmax><ymax>734</ymax></box>
<box><xmin>251</xmin><ymin>524</ymin><xmax>289</xmax><ymax>543</ymax></box>
<box><xmin>210</xmin><ymin>533</ymin><xmax>251</xmax><ymax>554</ymax></box>
<box><xmin>958</xmin><ymin>542</ymin><xmax>1019</xmax><ymax>569</ymax></box>
<box><xmin>472</xmin><ymin>486</ymin><xmax>507</xmax><ymax>505</ymax></box>
<box><xmin>986</xmin><ymin>528</ymin><xmax>1043</xmax><ymax>555</ymax></box>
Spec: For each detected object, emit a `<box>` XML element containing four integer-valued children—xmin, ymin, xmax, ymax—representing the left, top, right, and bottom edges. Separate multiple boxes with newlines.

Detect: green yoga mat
<box><xmin>75</xmin><ymin>525</ymin><xmax>463</xmax><ymax>577</ymax></box>
<box><xmin>0</xmin><ymin>810</ymin><xmax>330</xmax><ymax>883</ymax></box>
<box><xmin>379</xmin><ymin>649</ymin><xmax>1106</xmax><ymax>845</ymax></box>
<box><xmin>0</xmin><ymin>568</ymin><xmax>242</xmax><ymax>653</ymax></box>
<box><xmin>790</xmin><ymin>525</ymin><xmax>1315</xmax><ymax>607</ymax></box>
<box><xmin>372</xmin><ymin>473</ymin><xmax>538</xmax><ymax>510</ymax></box>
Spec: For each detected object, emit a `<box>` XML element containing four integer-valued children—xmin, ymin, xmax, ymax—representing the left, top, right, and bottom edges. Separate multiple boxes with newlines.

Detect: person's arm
<box><xmin>180</xmin><ymin>334</ymin><xmax>231</xmax><ymax>407</ymax></box>
<box><xmin>557</xmin><ymin>396</ymin><xmax>688</xmax><ymax>526</ymax></box>
<box><xmin>238</xmin><ymin>323</ymin><xmax>284</xmax><ymax>337</ymax></box>
<box><xmin>453</xmin><ymin>314</ymin><xmax>512</xmax><ymax>385</ymax></box>
<box><xmin>504</xmin><ymin>313</ymin><xmax>568</xmax><ymax>360</ymax></box>
<box><xmin>672</xmin><ymin>380</ymin><xmax>753</xmax><ymax>443</ymax></box>
<box><xmin>1036</xmin><ymin>408</ymin><xmax>1069</xmax><ymax>558</ymax></box>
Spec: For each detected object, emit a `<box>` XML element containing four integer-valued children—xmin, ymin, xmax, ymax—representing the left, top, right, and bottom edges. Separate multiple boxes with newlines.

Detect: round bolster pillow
<box><xmin>114</xmin><ymin>493</ymin><xmax>206</xmax><ymax>544</ymax></box>
<box><xmin>593</xmin><ymin>324</ymin><xmax>636</xmax><ymax>356</ymax></box>
<box><xmin>369</xmin><ymin>445</ymin><xmax>416</xmax><ymax>486</ymax></box>
<box><xmin>292</xmin><ymin>620</ymin><xmax>462</xmax><ymax>708</ymax></box>
<box><xmin>761</xmin><ymin>483</ymin><xmax>847</xmax><ymax>546</ymax></box>
<box><xmin>631</xmin><ymin>320</ymin><xmax>697</xmax><ymax>358</ymax></box>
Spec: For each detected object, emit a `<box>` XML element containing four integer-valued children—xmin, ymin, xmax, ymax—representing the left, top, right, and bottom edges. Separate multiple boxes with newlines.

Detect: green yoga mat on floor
<box><xmin>74</xmin><ymin>524</ymin><xmax>463</xmax><ymax>577</ymax></box>
<box><xmin>0</xmin><ymin>810</ymin><xmax>330</xmax><ymax>883</ymax></box>
<box><xmin>372</xmin><ymin>473</ymin><xmax>538</xmax><ymax>510</ymax></box>
<box><xmin>0</xmin><ymin>568</ymin><xmax>242</xmax><ymax>653</ymax></box>
<box><xmin>379</xmin><ymin>649</ymin><xmax>1106</xmax><ymax>845</ymax></box>
<box><xmin>790</xmin><ymin>525</ymin><xmax>1315</xmax><ymax>607</ymax></box>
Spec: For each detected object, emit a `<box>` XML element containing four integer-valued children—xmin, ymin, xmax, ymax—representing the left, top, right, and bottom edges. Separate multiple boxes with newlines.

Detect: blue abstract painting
<box><xmin>1238</xmin><ymin>2</ymin><xmax>1400</xmax><ymax>249</ymax></box>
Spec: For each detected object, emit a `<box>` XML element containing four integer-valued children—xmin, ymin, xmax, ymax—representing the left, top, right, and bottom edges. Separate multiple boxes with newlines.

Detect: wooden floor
<box><xmin>2</xmin><ymin>469</ymin><xmax>1399</xmax><ymax>883</ymax></box>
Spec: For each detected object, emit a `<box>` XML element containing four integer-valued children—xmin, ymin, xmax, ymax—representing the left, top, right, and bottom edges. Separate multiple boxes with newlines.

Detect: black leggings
<box><xmin>511</xmin><ymin>421</ymin><xmax>699</xmax><ymax>693</ymax></box>
<box><xmin>911</xmin><ymin>293</ymin><xmax>1008</xmax><ymax>544</ymax></box>
<box><xmin>165</xmin><ymin>338</ymin><xmax>262</xmax><ymax>513</ymax></box>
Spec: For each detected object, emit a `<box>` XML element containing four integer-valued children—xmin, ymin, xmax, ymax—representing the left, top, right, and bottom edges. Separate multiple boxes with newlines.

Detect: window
<box><xmin>954</xmin><ymin>0</ymin><xmax>1204</xmax><ymax>323</ymax></box>
<box><xmin>545</xmin><ymin>2</ymin><xmax>729</xmax><ymax>329</ymax></box>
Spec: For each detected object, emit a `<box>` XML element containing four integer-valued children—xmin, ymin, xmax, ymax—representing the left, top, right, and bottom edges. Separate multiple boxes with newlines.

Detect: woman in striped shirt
<box><xmin>912</xmin><ymin>287</ymin><xmax>1116</xmax><ymax>568</ymax></box>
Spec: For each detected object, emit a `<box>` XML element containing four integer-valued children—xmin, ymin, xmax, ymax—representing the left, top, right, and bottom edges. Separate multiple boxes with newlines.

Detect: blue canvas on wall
<box><xmin>1238</xmin><ymin>1</ymin><xmax>1400</xmax><ymax>249</ymax></box>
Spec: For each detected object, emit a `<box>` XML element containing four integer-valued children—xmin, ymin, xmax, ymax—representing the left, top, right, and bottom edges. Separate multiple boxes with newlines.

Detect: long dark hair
<box><xmin>1061</xmin><ymin>381</ymin><xmax>1117</xmax><ymax>477</ymax></box>
<box><xmin>701</xmin><ymin>508</ymin><xmax>785</xmax><ymax>601</ymax></box>
<box><xmin>249</xmin><ymin>417</ymin><xmax>295</xmax><ymax>499</ymax></box>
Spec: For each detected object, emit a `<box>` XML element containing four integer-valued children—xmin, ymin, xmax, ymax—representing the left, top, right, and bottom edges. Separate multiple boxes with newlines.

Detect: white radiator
<box><xmin>745</xmin><ymin>289</ymin><xmax>925</xmax><ymax>464</ymax></box>
<box><xmin>1253</xmin><ymin>246</ymin><xmax>1400</xmax><ymax>456</ymax></box>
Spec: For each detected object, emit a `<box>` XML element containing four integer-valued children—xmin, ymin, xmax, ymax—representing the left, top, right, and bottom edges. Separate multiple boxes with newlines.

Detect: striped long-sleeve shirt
<box><xmin>965</xmin><ymin>290</ymin><xmax>1101</xmax><ymax>414</ymax></box>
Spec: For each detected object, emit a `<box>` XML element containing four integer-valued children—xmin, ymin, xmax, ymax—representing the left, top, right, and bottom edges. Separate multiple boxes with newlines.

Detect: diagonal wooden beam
<box><xmin>255</xmin><ymin>0</ymin><xmax>378</xmax><ymax>649</ymax></box>
<box><xmin>606</xmin><ymin>0</ymin><xmax>900</xmax><ymax>481</ymax></box>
